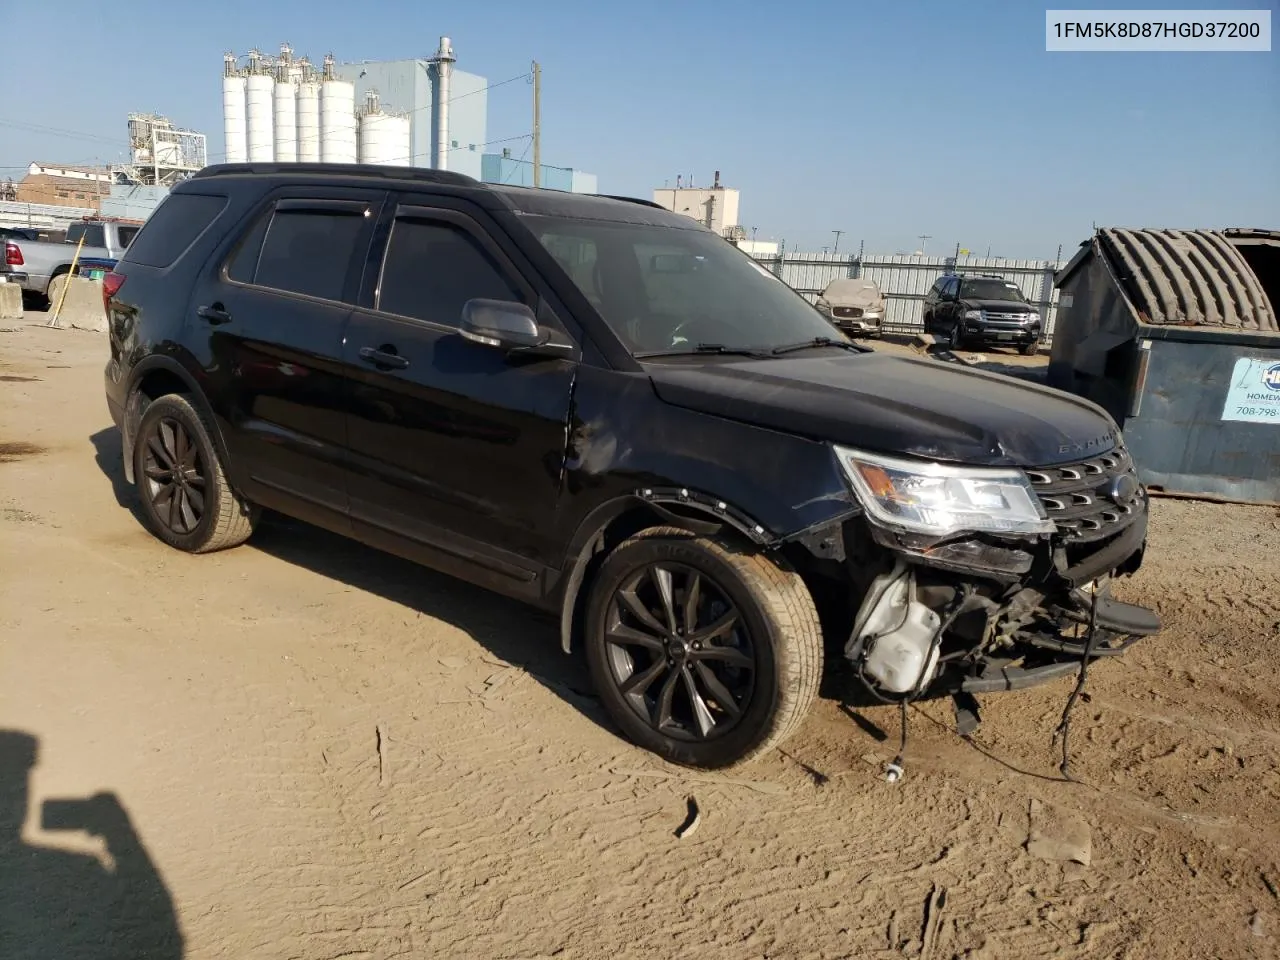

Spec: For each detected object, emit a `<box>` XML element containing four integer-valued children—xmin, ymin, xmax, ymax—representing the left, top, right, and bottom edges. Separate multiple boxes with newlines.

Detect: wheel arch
<box><xmin>45</xmin><ymin>263</ymin><xmax>73</xmax><ymax>295</ymax></box>
<box><xmin>122</xmin><ymin>357</ymin><xmax>229</xmax><ymax>486</ymax></box>
<box><xmin>554</xmin><ymin>489</ymin><xmax>776</xmax><ymax>655</ymax></box>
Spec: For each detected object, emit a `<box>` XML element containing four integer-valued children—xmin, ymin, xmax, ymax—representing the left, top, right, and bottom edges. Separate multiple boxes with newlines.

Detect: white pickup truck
<box><xmin>0</xmin><ymin>218</ymin><xmax>141</xmax><ymax>302</ymax></box>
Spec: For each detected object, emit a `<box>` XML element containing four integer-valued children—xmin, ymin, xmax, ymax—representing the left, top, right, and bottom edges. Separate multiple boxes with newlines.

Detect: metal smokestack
<box><xmin>713</xmin><ymin>170</ymin><xmax>720</xmax><ymax>188</ymax></box>
<box><xmin>434</xmin><ymin>36</ymin><xmax>456</xmax><ymax>171</ymax></box>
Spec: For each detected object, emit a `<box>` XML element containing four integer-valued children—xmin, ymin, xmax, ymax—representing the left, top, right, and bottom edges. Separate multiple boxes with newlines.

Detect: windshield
<box><xmin>960</xmin><ymin>278</ymin><xmax>1026</xmax><ymax>302</ymax></box>
<box><xmin>525</xmin><ymin>216</ymin><xmax>840</xmax><ymax>354</ymax></box>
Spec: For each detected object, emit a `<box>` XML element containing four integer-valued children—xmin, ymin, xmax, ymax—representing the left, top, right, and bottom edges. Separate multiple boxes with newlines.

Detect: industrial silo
<box><xmin>358</xmin><ymin>91</ymin><xmax>410</xmax><ymax>166</ymax></box>
<box><xmin>245</xmin><ymin>52</ymin><xmax>275</xmax><ymax>163</ymax></box>
<box><xmin>273</xmin><ymin>88</ymin><xmax>297</xmax><ymax>160</ymax></box>
<box><xmin>272</xmin><ymin>43</ymin><xmax>298</xmax><ymax>162</ymax></box>
<box><xmin>319</xmin><ymin>54</ymin><xmax>357</xmax><ymax>164</ymax></box>
<box><xmin>221</xmin><ymin>54</ymin><xmax>247</xmax><ymax>164</ymax></box>
<box><xmin>296</xmin><ymin>77</ymin><xmax>321</xmax><ymax>163</ymax></box>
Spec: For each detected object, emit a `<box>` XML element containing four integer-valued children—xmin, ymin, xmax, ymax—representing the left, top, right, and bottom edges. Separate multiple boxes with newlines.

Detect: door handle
<box><xmin>197</xmin><ymin>304</ymin><xmax>232</xmax><ymax>325</ymax></box>
<box><xmin>358</xmin><ymin>346</ymin><xmax>410</xmax><ymax>370</ymax></box>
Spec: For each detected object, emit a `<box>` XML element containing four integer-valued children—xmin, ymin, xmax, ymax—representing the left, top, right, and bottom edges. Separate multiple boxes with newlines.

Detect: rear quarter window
<box><xmin>122</xmin><ymin>194</ymin><xmax>229</xmax><ymax>269</ymax></box>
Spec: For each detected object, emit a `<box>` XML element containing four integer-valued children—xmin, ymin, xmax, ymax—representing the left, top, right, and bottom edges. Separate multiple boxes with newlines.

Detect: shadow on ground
<box><xmin>0</xmin><ymin>730</ymin><xmax>184</xmax><ymax>959</ymax></box>
<box><xmin>89</xmin><ymin>428</ymin><xmax>144</xmax><ymax>520</ymax></box>
<box><xmin>88</xmin><ymin>426</ymin><xmax>902</xmax><ymax>748</ymax></box>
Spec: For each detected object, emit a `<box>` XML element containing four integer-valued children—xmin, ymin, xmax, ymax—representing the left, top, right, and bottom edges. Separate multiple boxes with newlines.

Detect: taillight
<box><xmin>102</xmin><ymin>271</ymin><xmax>126</xmax><ymax>309</ymax></box>
<box><xmin>4</xmin><ymin>242</ymin><xmax>22</xmax><ymax>266</ymax></box>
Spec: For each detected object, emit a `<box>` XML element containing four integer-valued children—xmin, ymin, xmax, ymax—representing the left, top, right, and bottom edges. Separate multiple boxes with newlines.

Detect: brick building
<box><xmin>15</xmin><ymin>162</ymin><xmax>112</xmax><ymax>211</ymax></box>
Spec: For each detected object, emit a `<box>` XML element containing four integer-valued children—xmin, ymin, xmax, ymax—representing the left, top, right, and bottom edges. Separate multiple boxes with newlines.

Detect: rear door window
<box><xmin>123</xmin><ymin>194</ymin><xmax>228</xmax><ymax>268</ymax></box>
<box><xmin>251</xmin><ymin>206</ymin><xmax>372</xmax><ymax>303</ymax></box>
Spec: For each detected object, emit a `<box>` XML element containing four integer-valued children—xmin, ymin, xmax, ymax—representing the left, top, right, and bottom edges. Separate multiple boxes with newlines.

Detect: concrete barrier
<box><xmin>0</xmin><ymin>282</ymin><xmax>21</xmax><ymax>320</ymax></box>
<box><xmin>49</xmin><ymin>275</ymin><xmax>107</xmax><ymax>333</ymax></box>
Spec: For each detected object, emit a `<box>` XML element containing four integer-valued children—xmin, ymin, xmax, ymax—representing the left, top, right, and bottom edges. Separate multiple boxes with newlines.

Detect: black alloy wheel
<box><xmin>584</xmin><ymin>528</ymin><xmax>823</xmax><ymax>768</ymax></box>
<box><xmin>142</xmin><ymin>416</ymin><xmax>206</xmax><ymax>535</ymax></box>
<box><xmin>132</xmin><ymin>393</ymin><xmax>258</xmax><ymax>553</ymax></box>
<box><xmin>603</xmin><ymin>561</ymin><xmax>755</xmax><ymax>742</ymax></box>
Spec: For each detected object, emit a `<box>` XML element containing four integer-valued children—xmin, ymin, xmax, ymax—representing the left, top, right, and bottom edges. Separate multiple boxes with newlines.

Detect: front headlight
<box><xmin>834</xmin><ymin>445</ymin><xmax>1054</xmax><ymax>537</ymax></box>
<box><xmin>1026</xmin><ymin>311</ymin><xmax>1041</xmax><ymax>325</ymax></box>
<box><xmin>964</xmin><ymin>309</ymin><xmax>985</xmax><ymax>322</ymax></box>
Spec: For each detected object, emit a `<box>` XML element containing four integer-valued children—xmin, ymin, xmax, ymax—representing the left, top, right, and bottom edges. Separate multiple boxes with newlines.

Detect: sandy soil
<box><xmin>1</xmin><ymin>315</ymin><xmax>1277</xmax><ymax>959</ymax></box>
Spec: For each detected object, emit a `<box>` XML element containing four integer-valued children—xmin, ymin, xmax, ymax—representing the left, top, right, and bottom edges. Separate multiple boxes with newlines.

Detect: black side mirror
<box><xmin>460</xmin><ymin>299</ymin><xmax>543</xmax><ymax>350</ymax></box>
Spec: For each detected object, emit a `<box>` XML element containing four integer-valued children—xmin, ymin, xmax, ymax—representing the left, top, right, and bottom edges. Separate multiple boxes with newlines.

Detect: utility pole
<box><xmin>918</xmin><ymin>234</ymin><xmax>932</xmax><ymax>257</ymax></box>
<box><xmin>832</xmin><ymin>229</ymin><xmax>844</xmax><ymax>254</ymax></box>
<box><xmin>531</xmin><ymin>61</ymin><xmax>541</xmax><ymax>188</ymax></box>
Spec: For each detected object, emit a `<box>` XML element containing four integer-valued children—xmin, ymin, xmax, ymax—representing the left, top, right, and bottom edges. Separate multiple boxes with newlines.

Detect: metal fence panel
<box><xmin>752</xmin><ymin>250</ymin><xmax>1067</xmax><ymax>342</ymax></box>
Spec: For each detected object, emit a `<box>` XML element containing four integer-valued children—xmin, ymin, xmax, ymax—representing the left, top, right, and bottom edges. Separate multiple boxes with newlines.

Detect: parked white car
<box><xmin>816</xmin><ymin>278</ymin><xmax>886</xmax><ymax>338</ymax></box>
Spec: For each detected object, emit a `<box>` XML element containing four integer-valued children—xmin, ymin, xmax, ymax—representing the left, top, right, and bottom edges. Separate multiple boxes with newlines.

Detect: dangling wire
<box><xmin>1054</xmin><ymin>586</ymin><xmax>1100</xmax><ymax>781</ymax></box>
<box><xmin>864</xmin><ymin>585</ymin><xmax>972</xmax><ymax>785</ymax></box>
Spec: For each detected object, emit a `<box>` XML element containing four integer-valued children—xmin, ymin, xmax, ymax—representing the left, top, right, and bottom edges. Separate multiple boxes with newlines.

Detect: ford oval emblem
<box><xmin>1104</xmin><ymin>473</ymin><xmax>1138</xmax><ymax>504</ymax></box>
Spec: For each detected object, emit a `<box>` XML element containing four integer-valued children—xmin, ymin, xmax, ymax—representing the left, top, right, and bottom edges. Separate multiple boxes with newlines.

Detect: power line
<box><xmin>3</xmin><ymin>68</ymin><xmax>532</xmax><ymax>168</ymax></box>
<box><xmin>0</xmin><ymin>117</ymin><xmax>129</xmax><ymax>148</ymax></box>
<box><xmin>202</xmin><ymin>69</ymin><xmax>534</xmax><ymax>163</ymax></box>
<box><xmin>502</xmin><ymin>138</ymin><xmax>534</xmax><ymax>184</ymax></box>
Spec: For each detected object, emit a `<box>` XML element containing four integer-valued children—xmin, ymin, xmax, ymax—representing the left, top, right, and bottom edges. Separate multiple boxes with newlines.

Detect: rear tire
<box><xmin>133</xmin><ymin>393</ymin><xmax>258</xmax><ymax>553</ymax></box>
<box><xmin>584</xmin><ymin>526</ymin><xmax>823</xmax><ymax>769</ymax></box>
<box><xmin>46</xmin><ymin>273</ymin><xmax>68</xmax><ymax>309</ymax></box>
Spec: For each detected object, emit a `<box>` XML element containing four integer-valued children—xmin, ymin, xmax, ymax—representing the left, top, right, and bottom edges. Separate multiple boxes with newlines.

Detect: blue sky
<box><xmin>2</xmin><ymin>0</ymin><xmax>1276</xmax><ymax>257</ymax></box>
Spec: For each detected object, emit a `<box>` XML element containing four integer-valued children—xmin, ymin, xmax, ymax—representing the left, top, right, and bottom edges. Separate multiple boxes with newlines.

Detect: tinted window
<box><xmin>254</xmin><ymin>209</ymin><xmax>368</xmax><ymax>302</ymax></box>
<box><xmin>123</xmin><ymin>194</ymin><xmax>228</xmax><ymax>268</ymax></box>
<box><xmin>115</xmin><ymin>225</ymin><xmax>140</xmax><ymax>249</ymax></box>
<box><xmin>378</xmin><ymin>218</ymin><xmax>522</xmax><ymax>326</ymax></box>
<box><xmin>226</xmin><ymin>210</ymin><xmax>272</xmax><ymax>284</ymax></box>
<box><xmin>960</xmin><ymin>278</ymin><xmax>1026</xmax><ymax>302</ymax></box>
<box><xmin>66</xmin><ymin>223</ymin><xmax>105</xmax><ymax>248</ymax></box>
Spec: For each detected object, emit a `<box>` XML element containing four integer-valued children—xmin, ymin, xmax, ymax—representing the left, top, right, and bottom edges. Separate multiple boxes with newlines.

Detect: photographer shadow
<box><xmin>0</xmin><ymin>730</ymin><xmax>183</xmax><ymax>959</ymax></box>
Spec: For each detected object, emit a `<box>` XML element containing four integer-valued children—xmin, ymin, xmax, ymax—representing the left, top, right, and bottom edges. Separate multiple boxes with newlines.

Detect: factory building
<box><xmin>221</xmin><ymin>39</ymin><xmax>596</xmax><ymax>191</ymax></box>
<box><xmin>481</xmin><ymin>151</ymin><xmax>597</xmax><ymax>194</ymax></box>
<box><xmin>652</xmin><ymin>172</ymin><xmax>741</xmax><ymax>237</ymax></box>
<box><xmin>333</xmin><ymin>42</ymin><xmax>488</xmax><ymax>180</ymax></box>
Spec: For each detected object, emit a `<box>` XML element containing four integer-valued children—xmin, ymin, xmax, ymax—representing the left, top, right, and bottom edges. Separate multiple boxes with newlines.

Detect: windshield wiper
<box><xmin>634</xmin><ymin>342</ymin><xmax>774</xmax><ymax>359</ymax></box>
<box><xmin>769</xmin><ymin>336</ymin><xmax>870</xmax><ymax>356</ymax></box>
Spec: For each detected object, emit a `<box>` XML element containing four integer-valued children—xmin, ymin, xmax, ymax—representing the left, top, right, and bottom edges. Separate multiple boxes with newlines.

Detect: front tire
<box><xmin>1019</xmin><ymin>341</ymin><xmax>1039</xmax><ymax>356</ymax></box>
<box><xmin>133</xmin><ymin>393</ymin><xmax>258</xmax><ymax>553</ymax></box>
<box><xmin>948</xmin><ymin>322</ymin><xmax>965</xmax><ymax>350</ymax></box>
<box><xmin>584</xmin><ymin>527</ymin><xmax>823</xmax><ymax>769</ymax></box>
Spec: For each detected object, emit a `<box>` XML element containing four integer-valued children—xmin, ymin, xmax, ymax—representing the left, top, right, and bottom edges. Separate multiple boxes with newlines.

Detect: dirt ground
<box><xmin>1</xmin><ymin>314</ymin><xmax>1278</xmax><ymax>960</ymax></box>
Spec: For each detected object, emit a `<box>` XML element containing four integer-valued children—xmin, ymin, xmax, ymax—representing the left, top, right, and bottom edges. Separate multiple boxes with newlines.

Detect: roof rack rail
<box><xmin>192</xmin><ymin>162</ymin><xmax>480</xmax><ymax>187</ymax></box>
<box><xmin>597</xmin><ymin>194</ymin><xmax>669</xmax><ymax>211</ymax></box>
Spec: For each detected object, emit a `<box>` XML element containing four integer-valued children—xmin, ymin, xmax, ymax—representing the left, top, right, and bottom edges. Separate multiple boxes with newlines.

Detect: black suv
<box><xmin>102</xmin><ymin>164</ymin><xmax>1158</xmax><ymax>770</ymax></box>
<box><xmin>923</xmin><ymin>273</ymin><xmax>1044</xmax><ymax>355</ymax></box>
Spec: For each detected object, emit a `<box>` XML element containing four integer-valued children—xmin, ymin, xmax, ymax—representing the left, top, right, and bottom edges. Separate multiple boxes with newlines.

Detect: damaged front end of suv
<box><xmin>796</xmin><ymin>437</ymin><xmax>1159</xmax><ymax>771</ymax></box>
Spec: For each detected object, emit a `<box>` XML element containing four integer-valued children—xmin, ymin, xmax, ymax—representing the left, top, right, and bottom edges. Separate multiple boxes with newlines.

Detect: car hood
<box><xmin>962</xmin><ymin>298</ymin><xmax>1036</xmax><ymax>314</ymax></box>
<box><xmin>820</xmin><ymin>293</ymin><xmax>884</xmax><ymax>309</ymax></box>
<box><xmin>646</xmin><ymin>351</ymin><xmax>1119</xmax><ymax>467</ymax></box>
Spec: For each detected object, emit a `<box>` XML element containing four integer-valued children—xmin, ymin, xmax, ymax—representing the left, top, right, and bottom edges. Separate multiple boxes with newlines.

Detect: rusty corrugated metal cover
<box><xmin>1097</xmin><ymin>228</ymin><xmax>1277</xmax><ymax>332</ymax></box>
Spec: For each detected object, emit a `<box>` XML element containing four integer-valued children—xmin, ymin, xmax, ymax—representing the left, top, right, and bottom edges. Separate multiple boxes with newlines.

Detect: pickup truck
<box><xmin>1</xmin><ymin>218</ymin><xmax>140</xmax><ymax>302</ymax></box>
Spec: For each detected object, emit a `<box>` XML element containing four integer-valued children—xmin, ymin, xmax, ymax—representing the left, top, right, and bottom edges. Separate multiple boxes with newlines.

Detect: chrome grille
<box><xmin>1025</xmin><ymin>445</ymin><xmax>1145</xmax><ymax>543</ymax></box>
<box><xmin>983</xmin><ymin>311</ymin><xmax>1029</xmax><ymax>323</ymax></box>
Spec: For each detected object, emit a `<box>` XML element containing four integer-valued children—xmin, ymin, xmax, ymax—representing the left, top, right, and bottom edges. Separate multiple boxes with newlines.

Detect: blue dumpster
<box><xmin>1049</xmin><ymin>227</ymin><xmax>1280</xmax><ymax>505</ymax></box>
